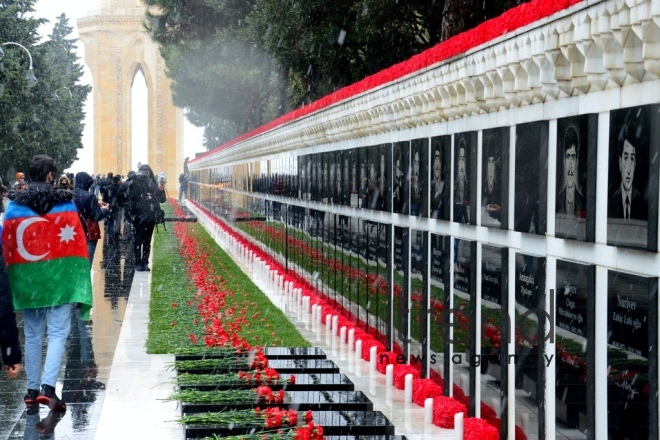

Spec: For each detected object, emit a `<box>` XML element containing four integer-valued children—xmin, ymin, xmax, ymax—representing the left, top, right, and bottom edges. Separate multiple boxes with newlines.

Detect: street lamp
<box><xmin>0</xmin><ymin>42</ymin><xmax>37</xmax><ymax>88</ymax></box>
<box><xmin>51</xmin><ymin>86</ymin><xmax>73</xmax><ymax>101</ymax></box>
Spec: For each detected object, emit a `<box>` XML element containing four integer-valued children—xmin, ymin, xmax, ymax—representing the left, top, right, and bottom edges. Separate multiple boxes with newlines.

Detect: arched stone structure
<box><xmin>77</xmin><ymin>0</ymin><xmax>182</xmax><ymax>192</ymax></box>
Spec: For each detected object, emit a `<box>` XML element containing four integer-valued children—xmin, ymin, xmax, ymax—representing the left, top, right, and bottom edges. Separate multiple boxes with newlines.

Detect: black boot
<box><xmin>36</xmin><ymin>384</ymin><xmax>66</xmax><ymax>411</ymax></box>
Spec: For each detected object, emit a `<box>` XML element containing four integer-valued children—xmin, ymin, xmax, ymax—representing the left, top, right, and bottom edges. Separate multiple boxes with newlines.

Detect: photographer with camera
<box><xmin>125</xmin><ymin>164</ymin><xmax>165</xmax><ymax>271</ymax></box>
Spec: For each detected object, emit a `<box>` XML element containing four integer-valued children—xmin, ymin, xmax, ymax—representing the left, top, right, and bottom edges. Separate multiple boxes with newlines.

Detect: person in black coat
<box><xmin>125</xmin><ymin>164</ymin><xmax>166</xmax><ymax>271</ymax></box>
<box><xmin>74</xmin><ymin>172</ymin><xmax>109</xmax><ymax>267</ymax></box>
<box><xmin>104</xmin><ymin>175</ymin><xmax>126</xmax><ymax>243</ymax></box>
<box><xmin>0</xmin><ymin>225</ymin><xmax>22</xmax><ymax>379</ymax></box>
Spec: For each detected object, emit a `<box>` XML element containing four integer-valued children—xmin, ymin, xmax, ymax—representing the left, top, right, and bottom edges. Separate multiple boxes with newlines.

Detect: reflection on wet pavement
<box><xmin>0</xmin><ymin>228</ymin><xmax>135</xmax><ymax>440</ymax></box>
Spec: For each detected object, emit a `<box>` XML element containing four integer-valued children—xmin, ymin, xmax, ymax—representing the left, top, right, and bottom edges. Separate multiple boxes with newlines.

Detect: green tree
<box><xmin>145</xmin><ymin>0</ymin><xmax>278</xmax><ymax>148</ymax></box>
<box><xmin>0</xmin><ymin>2</ymin><xmax>90</xmax><ymax>181</ymax></box>
<box><xmin>145</xmin><ymin>0</ymin><xmax>524</xmax><ymax>149</ymax></box>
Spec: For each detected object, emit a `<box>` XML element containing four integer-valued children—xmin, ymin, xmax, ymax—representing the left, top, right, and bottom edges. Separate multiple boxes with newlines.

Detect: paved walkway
<box><xmin>0</xmin><ymin>235</ymin><xmax>134</xmax><ymax>439</ymax></box>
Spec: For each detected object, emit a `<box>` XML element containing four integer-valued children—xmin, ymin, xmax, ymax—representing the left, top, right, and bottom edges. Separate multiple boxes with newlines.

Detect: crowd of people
<box><xmin>0</xmin><ymin>154</ymin><xmax>177</xmax><ymax>425</ymax></box>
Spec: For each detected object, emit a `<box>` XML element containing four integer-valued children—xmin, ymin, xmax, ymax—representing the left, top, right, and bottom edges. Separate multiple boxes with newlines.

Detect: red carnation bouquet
<box><xmin>361</xmin><ymin>339</ymin><xmax>385</xmax><ymax>361</ymax></box>
<box><xmin>432</xmin><ymin>395</ymin><xmax>466</xmax><ymax>428</ymax></box>
<box><xmin>177</xmin><ymin>407</ymin><xmax>298</xmax><ymax>429</ymax></box>
<box><xmin>256</xmin><ymin>385</ymin><xmax>286</xmax><ymax>404</ymax></box>
<box><xmin>393</xmin><ymin>364</ymin><xmax>421</xmax><ymax>389</ymax></box>
<box><xmin>376</xmin><ymin>351</ymin><xmax>399</xmax><ymax>374</ymax></box>
<box><xmin>412</xmin><ymin>378</ymin><xmax>444</xmax><ymax>407</ymax></box>
<box><xmin>463</xmin><ymin>417</ymin><xmax>499</xmax><ymax>440</ymax></box>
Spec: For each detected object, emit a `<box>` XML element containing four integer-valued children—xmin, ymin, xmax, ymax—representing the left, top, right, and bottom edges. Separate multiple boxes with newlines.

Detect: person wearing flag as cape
<box><xmin>2</xmin><ymin>155</ymin><xmax>93</xmax><ymax>412</ymax></box>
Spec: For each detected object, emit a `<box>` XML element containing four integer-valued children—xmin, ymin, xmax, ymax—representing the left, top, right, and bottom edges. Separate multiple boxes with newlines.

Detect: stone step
<box><xmin>183</xmin><ymin>410</ymin><xmax>395</xmax><ymax>437</ymax></box>
<box><xmin>175</xmin><ymin>347</ymin><xmax>326</xmax><ymax>361</ymax></box>
<box><xmin>178</xmin><ymin>373</ymin><xmax>354</xmax><ymax>392</ymax></box>
<box><xmin>180</xmin><ymin>390</ymin><xmax>373</xmax><ymax>413</ymax></box>
<box><xmin>176</xmin><ymin>358</ymin><xmax>340</xmax><ymax>374</ymax></box>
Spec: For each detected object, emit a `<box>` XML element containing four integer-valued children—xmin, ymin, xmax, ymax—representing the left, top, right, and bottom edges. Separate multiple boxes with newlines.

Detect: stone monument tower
<box><xmin>77</xmin><ymin>0</ymin><xmax>182</xmax><ymax>192</ymax></box>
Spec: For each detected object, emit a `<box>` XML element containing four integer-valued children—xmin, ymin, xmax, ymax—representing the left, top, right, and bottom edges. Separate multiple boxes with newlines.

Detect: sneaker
<box><xmin>36</xmin><ymin>385</ymin><xmax>66</xmax><ymax>411</ymax></box>
<box><xmin>24</xmin><ymin>389</ymin><xmax>39</xmax><ymax>405</ymax></box>
<box><xmin>143</xmin><ymin>265</ymin><xmax>150</xmax><ymax>272</ymax></box>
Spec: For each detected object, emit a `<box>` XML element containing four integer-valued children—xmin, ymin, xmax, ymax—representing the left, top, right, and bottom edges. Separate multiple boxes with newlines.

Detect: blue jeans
<box><xmin>23</xmin><ymin>304</ymin><xmax>73</xmax><ymax>390</ymax></box>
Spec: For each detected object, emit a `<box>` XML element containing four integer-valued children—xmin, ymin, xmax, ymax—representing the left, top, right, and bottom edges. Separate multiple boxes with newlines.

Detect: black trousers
<box><xmin>132</xmin><ymin>221</ymin><xmax>155</xmax><ymax>266</ymax></box>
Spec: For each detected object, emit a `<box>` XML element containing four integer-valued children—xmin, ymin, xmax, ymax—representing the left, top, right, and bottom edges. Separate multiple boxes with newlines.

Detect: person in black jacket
<box><xmin>0</xmin><ymin>225</ymin><xmax>22</xmax><ymax>380</ymax></box>
<box><xmin>74</xmin><ymin>172</ymin><xmax>109</xmax><ymax>267</ymax></box>
<box><xmin>104</xmin><ymin>175</ymin><xmax>126</xmax><ymax>243</ymax></box>
<box><xmin>125</xmin><ymin>164</ymin><xmax>166</xmax><ymax>271</ymax></box>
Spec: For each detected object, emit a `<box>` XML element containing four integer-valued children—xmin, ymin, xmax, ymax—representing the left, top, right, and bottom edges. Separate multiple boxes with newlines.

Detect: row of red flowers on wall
<box><xmin>185</xmin><ymin>200</ymin><xmax>529</xmax><ymax>440</ymax></box>
<box><xmin>191</xmin><ymin>0</ymin><xmax>582</xmax><ymax>163</ymax></box>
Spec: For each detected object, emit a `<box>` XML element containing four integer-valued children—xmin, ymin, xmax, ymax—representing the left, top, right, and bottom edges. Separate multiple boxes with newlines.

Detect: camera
<box><xmin>158</xmin><ymin>172</ymin><xmax>167</xmax><ymax>185</ymax></box>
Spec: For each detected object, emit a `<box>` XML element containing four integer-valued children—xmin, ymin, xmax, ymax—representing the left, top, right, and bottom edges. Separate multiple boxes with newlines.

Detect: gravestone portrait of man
<box><xmin>557</xmin><ymin>126</ymin><xmax>585</xmax><ymax>217</ymax></box>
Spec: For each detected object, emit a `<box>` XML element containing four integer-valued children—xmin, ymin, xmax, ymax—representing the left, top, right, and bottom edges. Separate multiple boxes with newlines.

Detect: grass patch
<box><xmin>146</xmin><ymin>202</ymin><xmax>310</xmax><ymax>354</ymax></box>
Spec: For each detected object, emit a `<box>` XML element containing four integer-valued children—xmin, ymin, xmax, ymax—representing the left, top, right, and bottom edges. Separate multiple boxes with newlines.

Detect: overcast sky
<box><xmin>31</xmin><ymin>0</ymin><xmax>205</xmax><ymax>175</ymax></box>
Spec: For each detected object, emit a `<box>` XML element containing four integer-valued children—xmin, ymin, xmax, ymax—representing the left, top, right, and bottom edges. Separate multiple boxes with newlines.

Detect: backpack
<box><xmin>128</xmin><ymin>171</ymin><xmax>164</xmax><ymax>224</ymax></box>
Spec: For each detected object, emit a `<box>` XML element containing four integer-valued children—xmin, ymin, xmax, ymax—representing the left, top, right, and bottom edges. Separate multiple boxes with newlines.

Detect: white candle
<box><xmin>340</xmin><ymin>326</ymin><xmax>347</xmax><ymax>344</ymax></box>
<box><xmin>348</xmin><ymin>328</ymin><xmax>355</xmax><ymax>349</ymax></box>
<box><xmin>386</xmin><ymin>364</ymin><xmax>394</xmax><ymax>387</ymax></box>
<box><xmin>404</xmin><ymin>373</ymin><xmax>413</xmax><ymax>403</ymax></box>
<box><xmin>424</xmin><ymin>397</ymin><xmax>434</xmax><ymax>424</ymax></box>
<box><xmin>355</xmin><ymin>340</ymin><xmax>363</xmax><ymax>370</ymax></box>
<box><xmin>369</xmin><ymin>346</ymin><xmax>378</xmax><ymax>372</ymax></box>
<box><xmin>454</xmin><ymin>412</ymin><xmax>464</xmax><ymax>440</ymax></box>
<box><xmin>332</xmin><ymin>315</ymin><xmax>339</xmax><ymax>334</ymax></box>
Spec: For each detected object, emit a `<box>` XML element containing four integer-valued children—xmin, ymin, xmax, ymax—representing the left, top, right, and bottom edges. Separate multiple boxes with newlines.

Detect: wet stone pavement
<box><xmin>0</xmin><ymin>229</ymin><xmax>134</xmax><ymax>440</ymax></box>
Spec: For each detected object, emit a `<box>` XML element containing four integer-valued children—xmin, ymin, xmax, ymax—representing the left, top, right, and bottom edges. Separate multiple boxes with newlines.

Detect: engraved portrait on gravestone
<box><xmin>556</xmin><ymin>115</ymin><xmax>594</xmax><ymax>241</ymax></box>
<box><xmin>410</xmin><ymin>148</ymin><xmax>421</xmax><ymax>215</ymax></box>
<box><xmin>607</xmin><ymin>105</ymin><xmax>658</xmax><ymax>250</ymax></box>
<box><xmin>380</xmin><ymin>144</ymin><xmax>392</xmax><ymax>212</ymax></box>
<box><xmin>376</xmin><ymin>147</ymin><xmax>386</xmax><ymax>211</ymax></box>
<box><xmin>608</xmin><ymin>113</ymin><xmax>647</xmax><ymax>221</ymax></box>
<box><xmin>481</xmin><ymin>128</ymin><xmax>504</xmax><ymax>228</ymax></box>
<box><xmin>514</xmin><ymin>121</ymin><xmax>548</xmax><ymax>235</ymax></box>
<box><xmin>454</xmin><ymin>138</ymin><xmax>469</xmax><ymax>224</ymax></box>
<box><xmin>335</xmin><ymin>151</ymin><xmax>342</xmax><ymax>205</ymax></box>
<box><xmin>410</xmin><ymin>139</ymin><xmax>428</xmax><ymax>217</ymax></box>
<box><xmin>393</xmin><ymin>144</ymin><xmax>405</xmax><ymax>214</ymax></box>
<box><xmin>430</xmin><ymin>136</ymin><xmax>449</xmax><ymax>221</ymax></box>
<box><xmin>557</xmin><ymin>127</ymin><xmax>585</xmax><ymax>217</ymax></box>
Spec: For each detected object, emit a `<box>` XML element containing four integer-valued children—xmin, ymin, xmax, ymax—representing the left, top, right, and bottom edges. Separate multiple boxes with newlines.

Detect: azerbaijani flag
<box><xmin>2</xmin><ymin>200</ymin><xmax>93</xmax><ymax>319</ymax></box>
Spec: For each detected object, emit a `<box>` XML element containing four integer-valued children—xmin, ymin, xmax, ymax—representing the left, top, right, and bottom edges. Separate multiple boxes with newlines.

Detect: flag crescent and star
<box><xmin>3</xmin><ymin>204</ymin><xmax>88</xmax><ymax>264</ymax></box>
<box><xmin>1</xmin><ymin>200</ymin><xmax>93</xmax><ymax>318</ymax></box>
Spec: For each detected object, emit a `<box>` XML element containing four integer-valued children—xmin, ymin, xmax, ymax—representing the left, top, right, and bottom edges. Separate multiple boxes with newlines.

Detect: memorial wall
<box><xmin>187</xmin><ymin>0</ymin><xmax>660</xmax><ymax>438</ymax></box>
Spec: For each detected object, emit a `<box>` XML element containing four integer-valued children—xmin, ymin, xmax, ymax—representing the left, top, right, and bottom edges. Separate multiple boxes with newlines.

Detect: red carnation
<box><xmin>361</xmin><ymin>339</ymin><xmax>385</xmax><ymax>361</ymax></box>
<box><xmin>393</xmin><ymin>364</ymin><xmax>421</xmax><ymax>390</ymax></box>
<box><xmin>432</xmin><ymin>395</ymin><xmax>467</xmax><ymax>428</ymax></box>
<box><xmin>376</xmin><ymin>351</ymin><xmax>399</xmax><ymax>374</ymax></box>
<box><xmin>463</xmin><ymin>417</ymin><xmax>499</xmax><ymax>440</ymax></box>
<box><xmin>412</xmin><ymin>378</ymin><xmax>444</xmax><ymax>407</ymax></box>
